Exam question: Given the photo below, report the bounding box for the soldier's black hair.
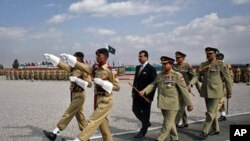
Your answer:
[74,52,84,62]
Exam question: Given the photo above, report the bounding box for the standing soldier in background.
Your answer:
[40,69,45,80]
[216,52,234,121]
[139,56,193,141]
[43,52,92,141]
[19,69,24,80]
[6,69,10,80]
[60,48,120,141]
[30,69,34,81]
[188,47,233,138]
[173,51,200,129]
[132,50,157,138]
[246,64,250,85]
[45,69,50,80]
[34,69,39,80]
[10,69,14,80]
[14,69,19,80]
[235,65,241,83]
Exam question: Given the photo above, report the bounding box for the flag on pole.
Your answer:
[105,43,116,55]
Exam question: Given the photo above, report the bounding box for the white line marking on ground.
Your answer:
[90,112,250,139]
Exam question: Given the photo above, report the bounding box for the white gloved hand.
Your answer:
[69,76,77,82]
[93,78,104,86]
[102,81,113,93]
[69,76,88,89]
[43,53,60,66]
[60,53,76,67]
[94,78,113,93]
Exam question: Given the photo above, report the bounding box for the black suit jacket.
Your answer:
[132,63,157,101]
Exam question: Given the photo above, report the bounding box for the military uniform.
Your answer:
[190,47,233,137]
[72,49,120,141]
[56,61,92,131]
[143,56,192,141]
[235,66,241,83]
[173,51,200,128]
[43,52,92,141]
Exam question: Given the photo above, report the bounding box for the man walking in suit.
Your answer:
[132,50,157,138]
[188,47,233,138]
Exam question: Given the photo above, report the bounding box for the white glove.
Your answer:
[94,78,104,86]
[60,53,76,67]
[69,76,88,89]
[43,53,60,66]
[94,78,113,93]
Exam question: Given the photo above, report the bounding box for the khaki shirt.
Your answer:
[144,70,192,110]
[190,60,233,98]
[58,62,92,91]
[75,62,120,93]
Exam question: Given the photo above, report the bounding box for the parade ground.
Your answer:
[0,76,250,141]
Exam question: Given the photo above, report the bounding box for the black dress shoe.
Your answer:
[43,130,57,141]
[177,124,189,128]
[199,132,208,138]
[208,131,220,135]
[134,132,145,138]
[218,116,227,121]
[148,122,151,127]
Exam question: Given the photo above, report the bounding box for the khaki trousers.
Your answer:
[78,95,113,141]
[175,104,188,125]
[158,110,178,141]
[57,91,86,131]
[203,98,220,134]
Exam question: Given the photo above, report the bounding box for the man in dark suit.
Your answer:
[132,50,157,138]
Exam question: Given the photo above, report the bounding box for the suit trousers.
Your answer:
[132,96,152,135]
[158,110,178,141]
[78,95,113,141]
[57,91,86,131]
[203,98,220,133]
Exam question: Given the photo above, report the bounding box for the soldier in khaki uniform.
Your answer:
[43,52,92,141]
[10,69,14,80]
[188,47,233,138]
[61,48,120,141]
[216,53,234,121]
[246,64,250,85]
[235,65,241,83]
[173,51,200,129]
[139,56,193,141]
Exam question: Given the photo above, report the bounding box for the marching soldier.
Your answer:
[173,51,200,128]
[19,69,24,80]
[216,52,234,121]
[139,56,193,141]
[40,69,45,80]
[43,52,92,141]
[30,69,34,81]
[60,48,120,141]
[188,47,233,138]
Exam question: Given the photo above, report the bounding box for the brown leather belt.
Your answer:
[96,92,111,96]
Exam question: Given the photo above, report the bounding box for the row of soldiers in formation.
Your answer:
[1,63,249,83]
[2,69,70,81]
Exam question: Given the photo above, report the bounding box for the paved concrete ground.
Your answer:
[0,76,250,141]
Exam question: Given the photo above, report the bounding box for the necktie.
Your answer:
[138,65,143,75]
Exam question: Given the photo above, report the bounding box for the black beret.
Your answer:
[96,48,109,57]
[74,52,84,58]
[205,47,219,54]
[175,51,186,57]
[160,56,175,64]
